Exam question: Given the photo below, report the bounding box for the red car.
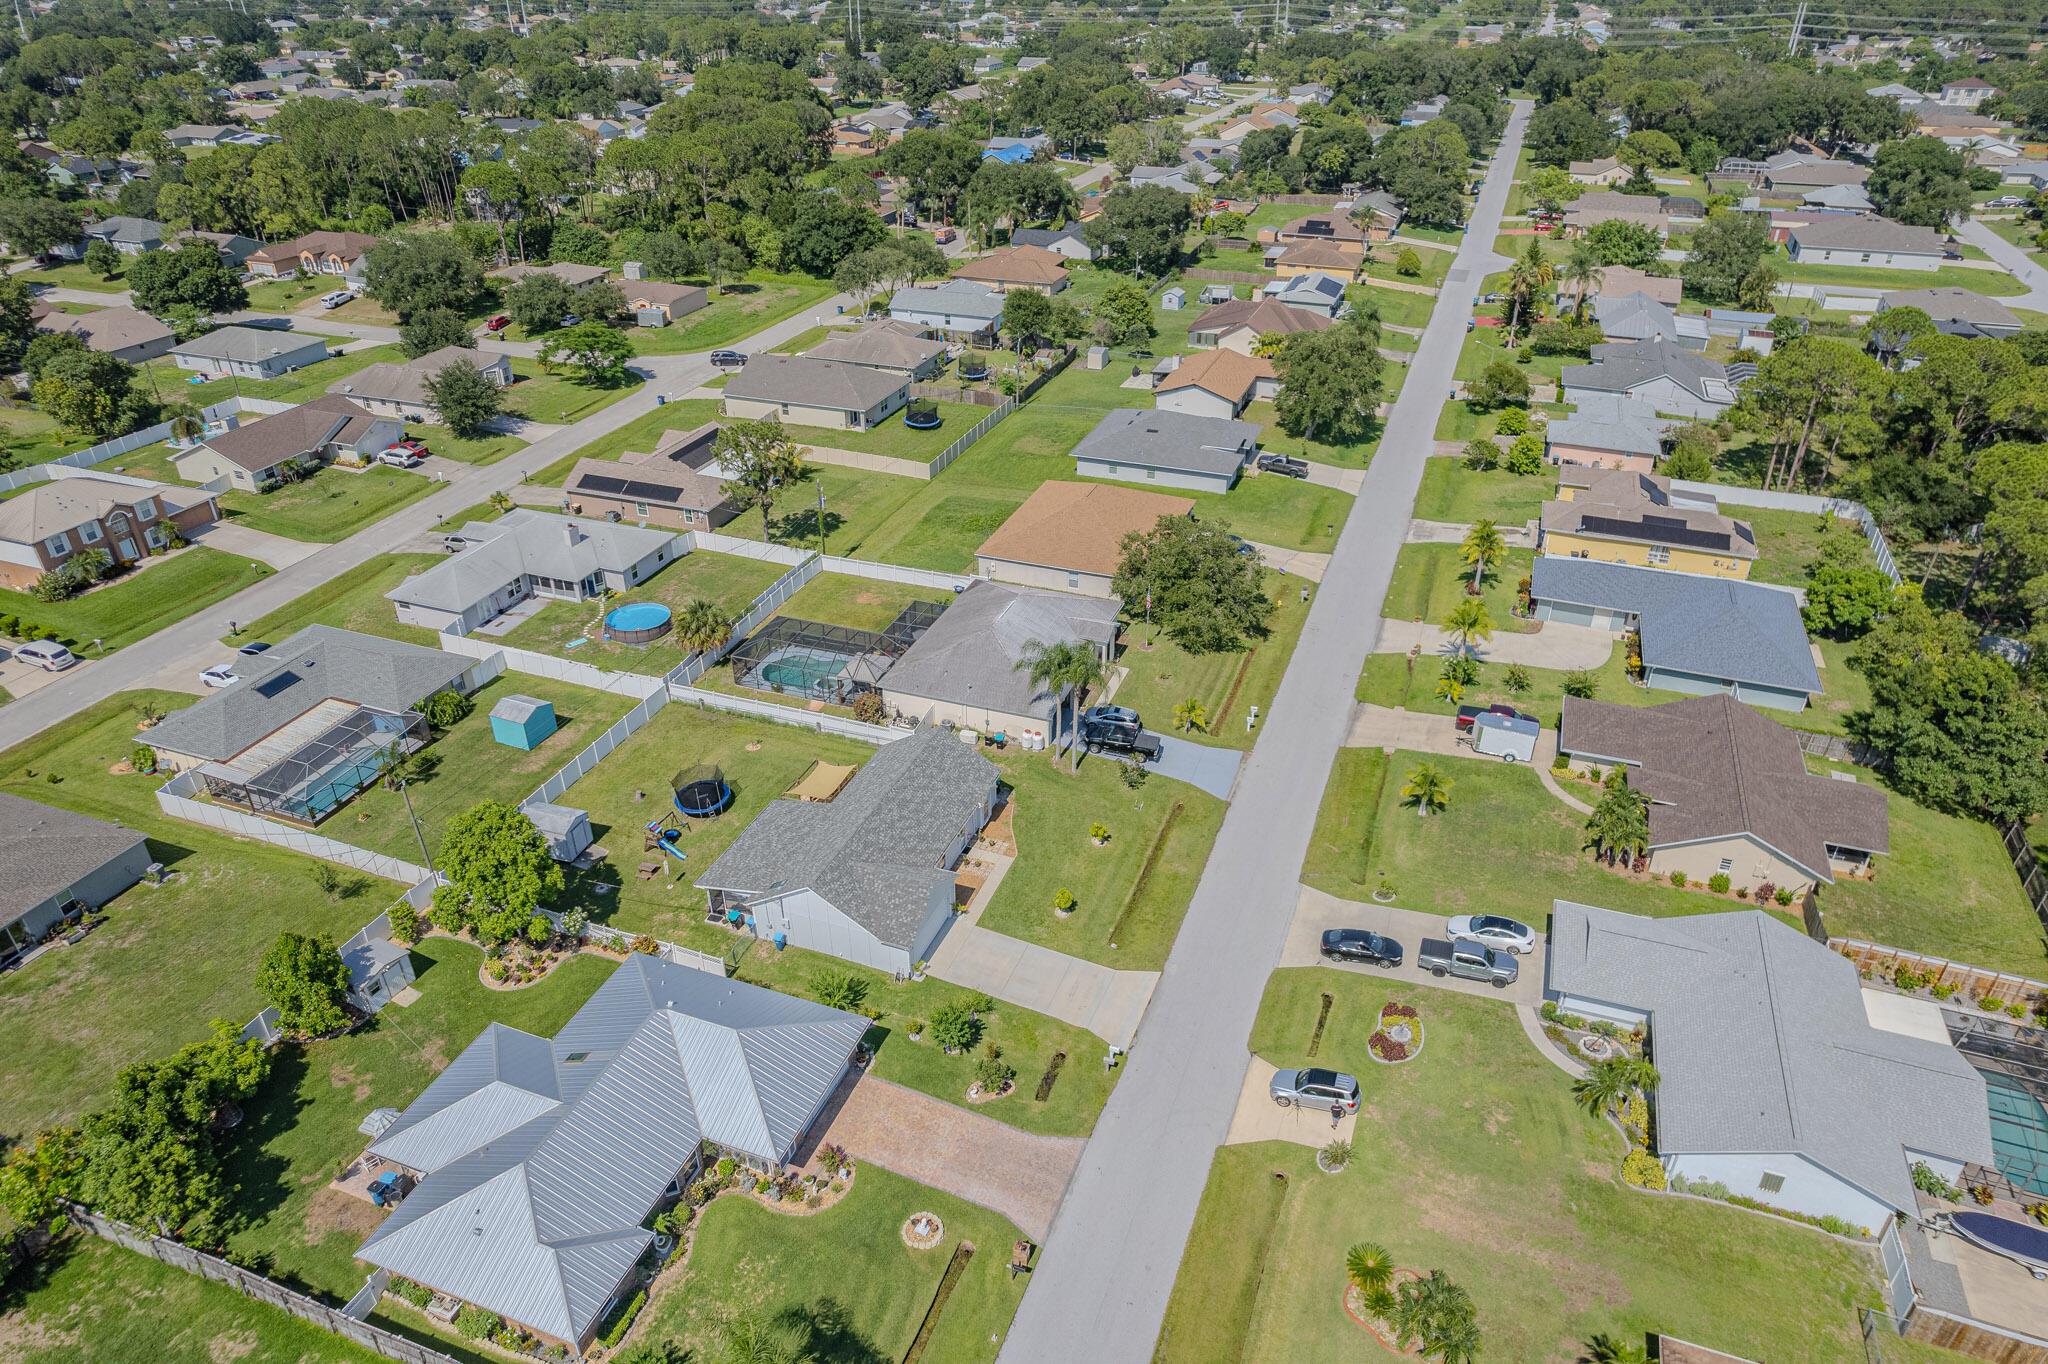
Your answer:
[387,437,429,457]
[485,315,511,332]
[1455,703,1531,733]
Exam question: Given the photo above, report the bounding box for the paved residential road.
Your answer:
[1953,217,2048,313]
[996,102,1531,1363]
[0,294,852,752]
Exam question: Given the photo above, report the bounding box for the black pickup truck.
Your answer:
[1078,706,1163,764]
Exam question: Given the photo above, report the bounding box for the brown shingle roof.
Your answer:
[187,395,381,472]
[977,480,1193,577]
[1192,297,1332,342]
[1541,469,1757,560]
[249,230,379,268]
[1559,694,1889,881]
[1157,348,1275,405]
[953,244,1069,287]
[1274,240,1362,271]
[38,306,173,355]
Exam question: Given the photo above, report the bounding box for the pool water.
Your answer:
[605,602,673,631]
[1983,1070,2048,1196]
[746,646,854,696]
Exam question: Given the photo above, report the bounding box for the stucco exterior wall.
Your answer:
[976,555,1117,598]
[1155,387,1242,421]
[1549,444,1656,475]
[1789,242,1942,270]
[1662,1150,1891,1233]
[1075,455,1239,495]
[880,689,1053,743]
[1540,534,1753,579]
[1638,664,1811,712]
[1647,833,1817,894]
[724,387,908,432]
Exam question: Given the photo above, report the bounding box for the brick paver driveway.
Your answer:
[807,1073,1084,1241]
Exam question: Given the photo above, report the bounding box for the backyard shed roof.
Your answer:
[0,791,148,924]
[360,956,866,1345]
[490,694,550,723]
[1545,899,1991,1217]
[696,726,997,949]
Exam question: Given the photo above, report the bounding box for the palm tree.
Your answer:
[712,1312,815,1364]
[1581,1332,1652,1364]
[1503,239,1554,347]
[674,598,734,657]
[1019,639,1105,771]
[1440,598,1493,655]
[1571,1055,1661,1118]
[1583,781,1650,865]
[1560,244,1604,322]
[1458,520,1506,595]
[1401,761,1452,817]
[1345,1242,1394,1299]
[1386,1270,1481,1362]
[1173,697,1209,733]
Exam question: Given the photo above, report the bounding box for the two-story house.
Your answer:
[0,475,221,589]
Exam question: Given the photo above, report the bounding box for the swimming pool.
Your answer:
[603,601,673,645]
[743,645,853,697]
[1984,1070,2048,1196]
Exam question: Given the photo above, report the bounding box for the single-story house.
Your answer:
[1558,693,1888,889]
[328,346,514,423]
[1544,898,1989,1231]
[620,279,707,325]
[1801,183,1876,212]
[1531,557,1822,709]
[1563,192,1671,237]
[1787,216,1950,270]
[0,474,220,590]
[1259,272,1349,318]
[1540,469,1757,578]
[1760,158,1871,194]
[1594,292,1709,349]
[1399,95,1448,126]
[82,216,165,256]
[562,423,736,531]
[1560,265,1680,311]
[803,320,947,379]
[975,480,1194,597]
[387,509,680,634]
[1130,164,1206,195]
[489,261,611,289]
[1995,159,2048,189]
[981,135,1046,165]
[161,122,265,149]
[171,325,330,380]
[1010,224,1094,261]
[37,306,175,364]
[888,279,1004,341]
[1880,286,2022,338]
[722,355,911,432]
[1071,407,1260,494]
[246,230,380,281]
[170,395,402,491]
[0,793,153,969]
[879,582,1122,745]
[1267,212,1365,248]
[1189,296,1332,352]
[952,244,1069,295]
[1153,347,1278,419]
[1560,338,1741,420]
[146,625,485,822]
[697,725,999,975]
[1568,156,1631,186]
[1270,240,1363,280]
[1350,191,1406,239]
[172,229,264,269]
[1545,399,1667,473]
[358,956,868,1358]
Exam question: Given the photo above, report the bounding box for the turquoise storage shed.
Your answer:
[489,694,558,750]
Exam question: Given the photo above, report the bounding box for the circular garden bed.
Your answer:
[1368,1002,1423,1065]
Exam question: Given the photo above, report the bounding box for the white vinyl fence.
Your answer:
[1670,479,1900,585]
[821,555,974,591]
[436,629,667,700]
[0,395,293,494]
[666,685,901,744]
[524,684,670,807]
[156,768,432,884]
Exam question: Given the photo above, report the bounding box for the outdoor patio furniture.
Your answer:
[637,860,662,880]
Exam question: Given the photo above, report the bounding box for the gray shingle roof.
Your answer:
[0,791,148,925]
[84,216,164,246]
[723,354,910,411]
[360,956,866,1344]
[144,625,471,762]
[385,509,675,615]
[1071,408,1260,478]
[1010,225,1087,251]
[1562,338,1736,405]
[1881,286,2021,330]
[1545,899,1992,1217]
[803,321,947,373]
[696,726,998,950]
[889,279,1006,323]
[1532,557,1820,695]
[1790,215,1950,254]
[1546,408,1666,458]
[39,307,173,355]
[172,325,328,365]
[880,580,1120,723]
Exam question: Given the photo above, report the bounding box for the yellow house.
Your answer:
[1540,468,1757,579]
[1269,239,1363,280]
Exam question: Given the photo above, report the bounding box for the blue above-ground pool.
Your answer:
[603,600,673,645]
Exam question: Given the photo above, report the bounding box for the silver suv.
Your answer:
[1269,1066,1360,1113]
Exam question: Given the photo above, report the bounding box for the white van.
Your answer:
[319,289,354,310]
[14,640,79,671]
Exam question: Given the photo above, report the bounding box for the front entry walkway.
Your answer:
[806,1072,1084,1240]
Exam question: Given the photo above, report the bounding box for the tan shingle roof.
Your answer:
[1274,240,1362,270]
[977,480,1193,576]
[722,355,910,410]
[1157,348,1275,405]
[953,244,1069,287]
[38,307,172,355]
[1541,469,1757,560]
[0,475,204,544]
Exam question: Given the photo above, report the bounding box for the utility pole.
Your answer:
[1787,0,1807,57]
[10,0,26,44]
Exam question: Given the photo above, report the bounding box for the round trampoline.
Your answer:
[672,764,734,818]
[604,601,673,645]
[903,401,942,431]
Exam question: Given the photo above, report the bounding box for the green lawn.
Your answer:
[627,274,839,354]
[334,673,637,865]
[633,1164,1028,1364]
[0,691,401,1135]
[1433,399,1568,441]
[785,399,988,462]
[1381,543,1533,633]
[1360,247,1451,289]
[1243,400,1380,470]
[240,275,404,322]
[1158,976,1917,1364]
[527,398,723,486]
[505,358,643,424]
[771,571,951,632]
[24,262,129,293]
[229,552,442,648]
[1353,283,1440,332]
[409,425,525,466]
[1109,569,1313,751]
[496,549,789,675]
[1742,506,1864,588]
[1413,460,1547,525]
[1769,253,2027,296]
[0,547,270,651]
[0,1234,389,1364]
[977,750,1227,971]
[0,401,73,466]
[1456,325,1575,384]
[145,343,406,410]
[220,466,435,542]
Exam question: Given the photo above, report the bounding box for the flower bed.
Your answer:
[1368,1002,1423,1064]
[1341,1266,1424,1354]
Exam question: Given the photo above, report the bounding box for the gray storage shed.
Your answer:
[525,801,594,862]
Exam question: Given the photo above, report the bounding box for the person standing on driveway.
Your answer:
[1330,1100,1344,1129]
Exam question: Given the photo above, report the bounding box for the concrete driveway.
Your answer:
[1284,885,1544,1008]
[1407,517,1535,547]
[1343,703,1470,755]
[1224,1058,1359,1147]
[1139,732,1241,801]
[1247,540,1332,583]
[928,917,1156,1049]
[804,1073,1084,1241]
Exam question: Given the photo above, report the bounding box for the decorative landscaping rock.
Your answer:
[902,1211,945,1249]
[1576,1034,1618,1062]
[1368,1002,1423,1065]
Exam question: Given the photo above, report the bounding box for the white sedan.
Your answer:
[1447,914,1537,955]
[200,663,240,689]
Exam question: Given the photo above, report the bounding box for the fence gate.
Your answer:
[1878,1217,1915,1323]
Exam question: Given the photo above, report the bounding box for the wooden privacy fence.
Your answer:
[1831,939,2048,1009]
[62,1204,464,1364]
[1184,267,1268,285]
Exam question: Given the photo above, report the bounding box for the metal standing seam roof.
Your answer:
[385,509,677,615]
[696,725,998,950]
[1545,899,1993,1217]
[0,791,148,924]
[1531,557,1820,696]
[722,354,911,411]
[360,957,867,1345]
[1072,408,1261,478]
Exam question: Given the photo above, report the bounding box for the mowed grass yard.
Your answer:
[977,749,1227,971]
[338,674,637,864]
[221,465,435,542]
[496,549,790,675]
[229,551,442,647]
[783,399,989,462]
[1382,542,1534,633]
[1108,569,1314,750]
[1156,975,1916,1364]
[1413,460,1547,526]
[0,547,271,651]
[505,357,643,424]
[0,691,401,1135]
[769,570,950,632]
[143,343,406,410]
[626,273,839,354]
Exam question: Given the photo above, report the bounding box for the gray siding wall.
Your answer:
[1074,456,1237,495]
[1533,600,1632,630]
[7,836,152,939]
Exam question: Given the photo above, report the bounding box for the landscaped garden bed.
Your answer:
[1367,1001,1423,1064]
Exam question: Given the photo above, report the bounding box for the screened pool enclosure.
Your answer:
[724,601,947,704]
[198,705,429,825]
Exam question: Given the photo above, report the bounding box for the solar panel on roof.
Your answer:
[254,670,304,699]
[620,480,683,504]
[578,474,629,495]
[1578,514,1732,553]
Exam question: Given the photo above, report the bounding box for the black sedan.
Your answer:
[1320,928,1403,968]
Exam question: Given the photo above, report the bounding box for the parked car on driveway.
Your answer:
[1454,703,1532,733]
[237,641,271,657]
[14,640,78,671]
[709,349,748,369]
[200,663,239,688]
[1078,705,1161,763]
[1320,928,1403,967]
[1987,195,2031,209]
[1256,453,1310,480]
[1269,1066,1360,1112]
[377,448,424,469]
[1447,913,1537,954]
[1416,937,1518,987]
[485,315,511,332]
